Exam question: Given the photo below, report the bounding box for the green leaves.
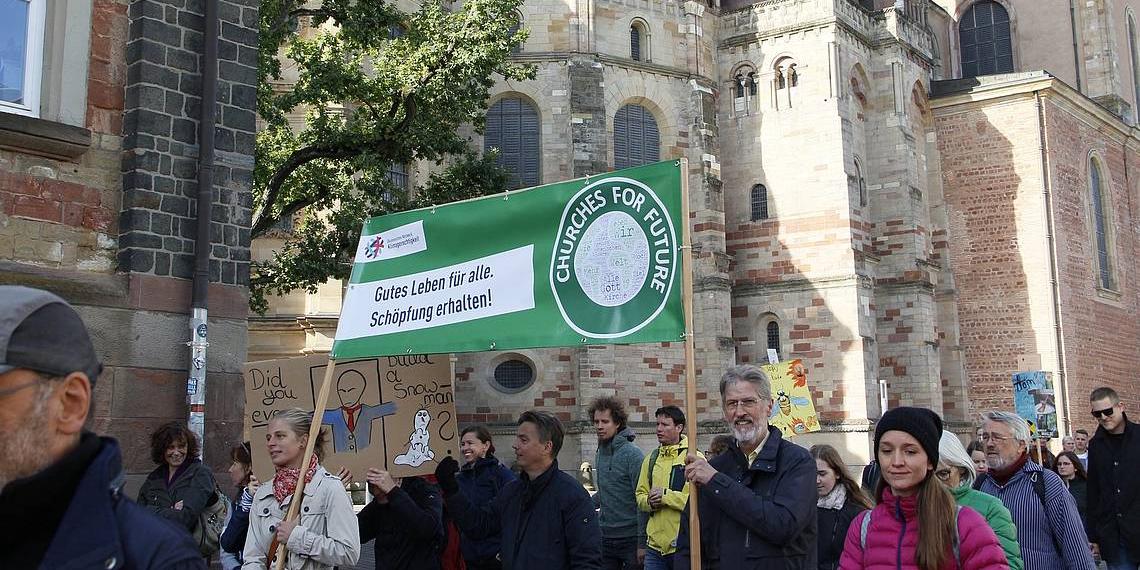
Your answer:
[251,0,532,312]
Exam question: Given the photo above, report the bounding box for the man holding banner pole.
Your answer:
[434,410,602,569]
[674,365,818,570]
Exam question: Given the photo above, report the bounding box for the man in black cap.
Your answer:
[0,286,206,569]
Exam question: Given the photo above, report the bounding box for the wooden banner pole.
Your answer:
[274,358,338,570]
[678,157,702,569]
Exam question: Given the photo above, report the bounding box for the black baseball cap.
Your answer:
[0,286,102,382]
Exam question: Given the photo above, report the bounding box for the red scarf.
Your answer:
[990,451,1029,485]
[273,454,318,504]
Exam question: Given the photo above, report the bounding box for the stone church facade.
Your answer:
[251,0,1140,465]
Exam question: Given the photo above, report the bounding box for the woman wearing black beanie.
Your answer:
[838,407,1009,570]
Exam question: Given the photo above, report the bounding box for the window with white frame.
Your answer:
[0,0,46,117]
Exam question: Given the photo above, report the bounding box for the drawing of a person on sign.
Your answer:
[321,369,396,453]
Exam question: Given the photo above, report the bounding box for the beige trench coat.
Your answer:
[241,465,360,570]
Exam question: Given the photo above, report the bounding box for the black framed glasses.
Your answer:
[934,468,953,481]
[1092,407,1116,419]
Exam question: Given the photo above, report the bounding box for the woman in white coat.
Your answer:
[242,408,360,569]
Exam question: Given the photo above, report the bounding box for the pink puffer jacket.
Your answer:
[838,487,1010,570]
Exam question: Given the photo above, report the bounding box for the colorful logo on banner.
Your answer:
[1012,371,1057,438]
[760,359,820,436]
[331,161,686,358]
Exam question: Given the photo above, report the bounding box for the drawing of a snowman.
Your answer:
[394,409,436,467]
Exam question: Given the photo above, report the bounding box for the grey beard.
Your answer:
[0,387,56,492]
[732,424,760,446]
[986,454,1013,471]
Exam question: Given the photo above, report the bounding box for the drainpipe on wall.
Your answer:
[1035,91,1073,435]
[1070,0,1083,94]
[187,0,219,456]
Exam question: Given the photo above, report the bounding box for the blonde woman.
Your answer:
[242,409,359,569]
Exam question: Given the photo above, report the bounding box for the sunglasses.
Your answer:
[1092,407,1116,419]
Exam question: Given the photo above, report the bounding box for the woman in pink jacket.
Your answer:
[839,407,1009,570]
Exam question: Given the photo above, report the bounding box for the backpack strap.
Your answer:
[859,509,873,551]
[952,505,962,568]
[647,447,661,489]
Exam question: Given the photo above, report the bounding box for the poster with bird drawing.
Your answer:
[760,359,820,436]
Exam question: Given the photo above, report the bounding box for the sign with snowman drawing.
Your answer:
[243,353,457,480]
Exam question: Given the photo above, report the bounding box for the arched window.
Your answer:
[750,183,768,221]
[509,11,523,54]
[734,70,757,98]
[1089,157,1114,290]
[766,321,781,359]
[959,1,1013,78]
[1129,13,1140,119]
[774,57,798,90]
[630,21,650,61]
[854,158,868,207]
[614,104,659,169]
[485,96,540,189]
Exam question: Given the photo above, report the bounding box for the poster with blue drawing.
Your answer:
[1012,371,1057,438]
[244,354,457,480]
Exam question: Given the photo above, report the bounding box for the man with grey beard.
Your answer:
[0,286,204,569]
[673,365,817,570]
[975,410,1094,570]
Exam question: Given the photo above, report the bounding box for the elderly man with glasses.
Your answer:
[1087,386,1140,570]
[673,365,817,570]
[975,410,1094,570]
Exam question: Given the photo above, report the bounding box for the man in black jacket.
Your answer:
[674,365,817,570]
[0,286,205,569]
[436,410,602,569]
[1087,386,1140,570]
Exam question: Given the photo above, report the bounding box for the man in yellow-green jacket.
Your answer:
[636,406,703,570]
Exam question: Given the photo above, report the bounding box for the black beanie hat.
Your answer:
[874,407,943,466]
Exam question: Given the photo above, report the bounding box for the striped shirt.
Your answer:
[978,460,1095,570]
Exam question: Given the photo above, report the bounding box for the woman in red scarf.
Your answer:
[241,408,360,570]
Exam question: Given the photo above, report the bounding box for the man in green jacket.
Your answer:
[591,396,647,569]
[636,406,701,570]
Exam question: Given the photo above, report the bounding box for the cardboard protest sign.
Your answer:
[330,160,685,358]
[243,354,456,480]
[760,359,820,436]
[1012,371,1057,438]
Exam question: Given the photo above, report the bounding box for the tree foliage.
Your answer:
[251,0,531,313]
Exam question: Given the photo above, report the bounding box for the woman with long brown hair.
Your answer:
[839,407,1008,570]
[1052,450,1088,532]
[812,444,872,570]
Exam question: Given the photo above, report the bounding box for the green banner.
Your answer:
[330,160,686,358]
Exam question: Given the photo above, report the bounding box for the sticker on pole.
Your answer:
[550,178,678,338]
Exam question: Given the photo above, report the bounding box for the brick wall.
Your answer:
[1,0,257,487]
[1042,94,1140,435]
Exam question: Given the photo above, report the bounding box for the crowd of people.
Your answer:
[3,285,1140,570]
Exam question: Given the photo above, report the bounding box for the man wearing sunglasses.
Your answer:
[1087,387,1140,570]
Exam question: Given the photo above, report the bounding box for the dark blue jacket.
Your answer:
[455,455,517,562]
[358,476,444,570]
[219,489,250,562]
[675,426,818,570]
[40,436,206,569]
[447,460,602,570]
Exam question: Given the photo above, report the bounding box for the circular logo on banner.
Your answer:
[549,177,678,338]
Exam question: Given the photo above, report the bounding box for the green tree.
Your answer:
[251,0,531,312]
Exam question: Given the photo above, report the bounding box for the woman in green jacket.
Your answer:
[937,431,1025,570]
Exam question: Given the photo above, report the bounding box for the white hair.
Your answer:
[981,410,1031,444]
[939,431,977,488]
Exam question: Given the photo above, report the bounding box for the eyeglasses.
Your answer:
[0,374,54,400]
[1092,407,1116,419]
[724,398,761,411]
[980,432,1013,443]
[934,469,953,481]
